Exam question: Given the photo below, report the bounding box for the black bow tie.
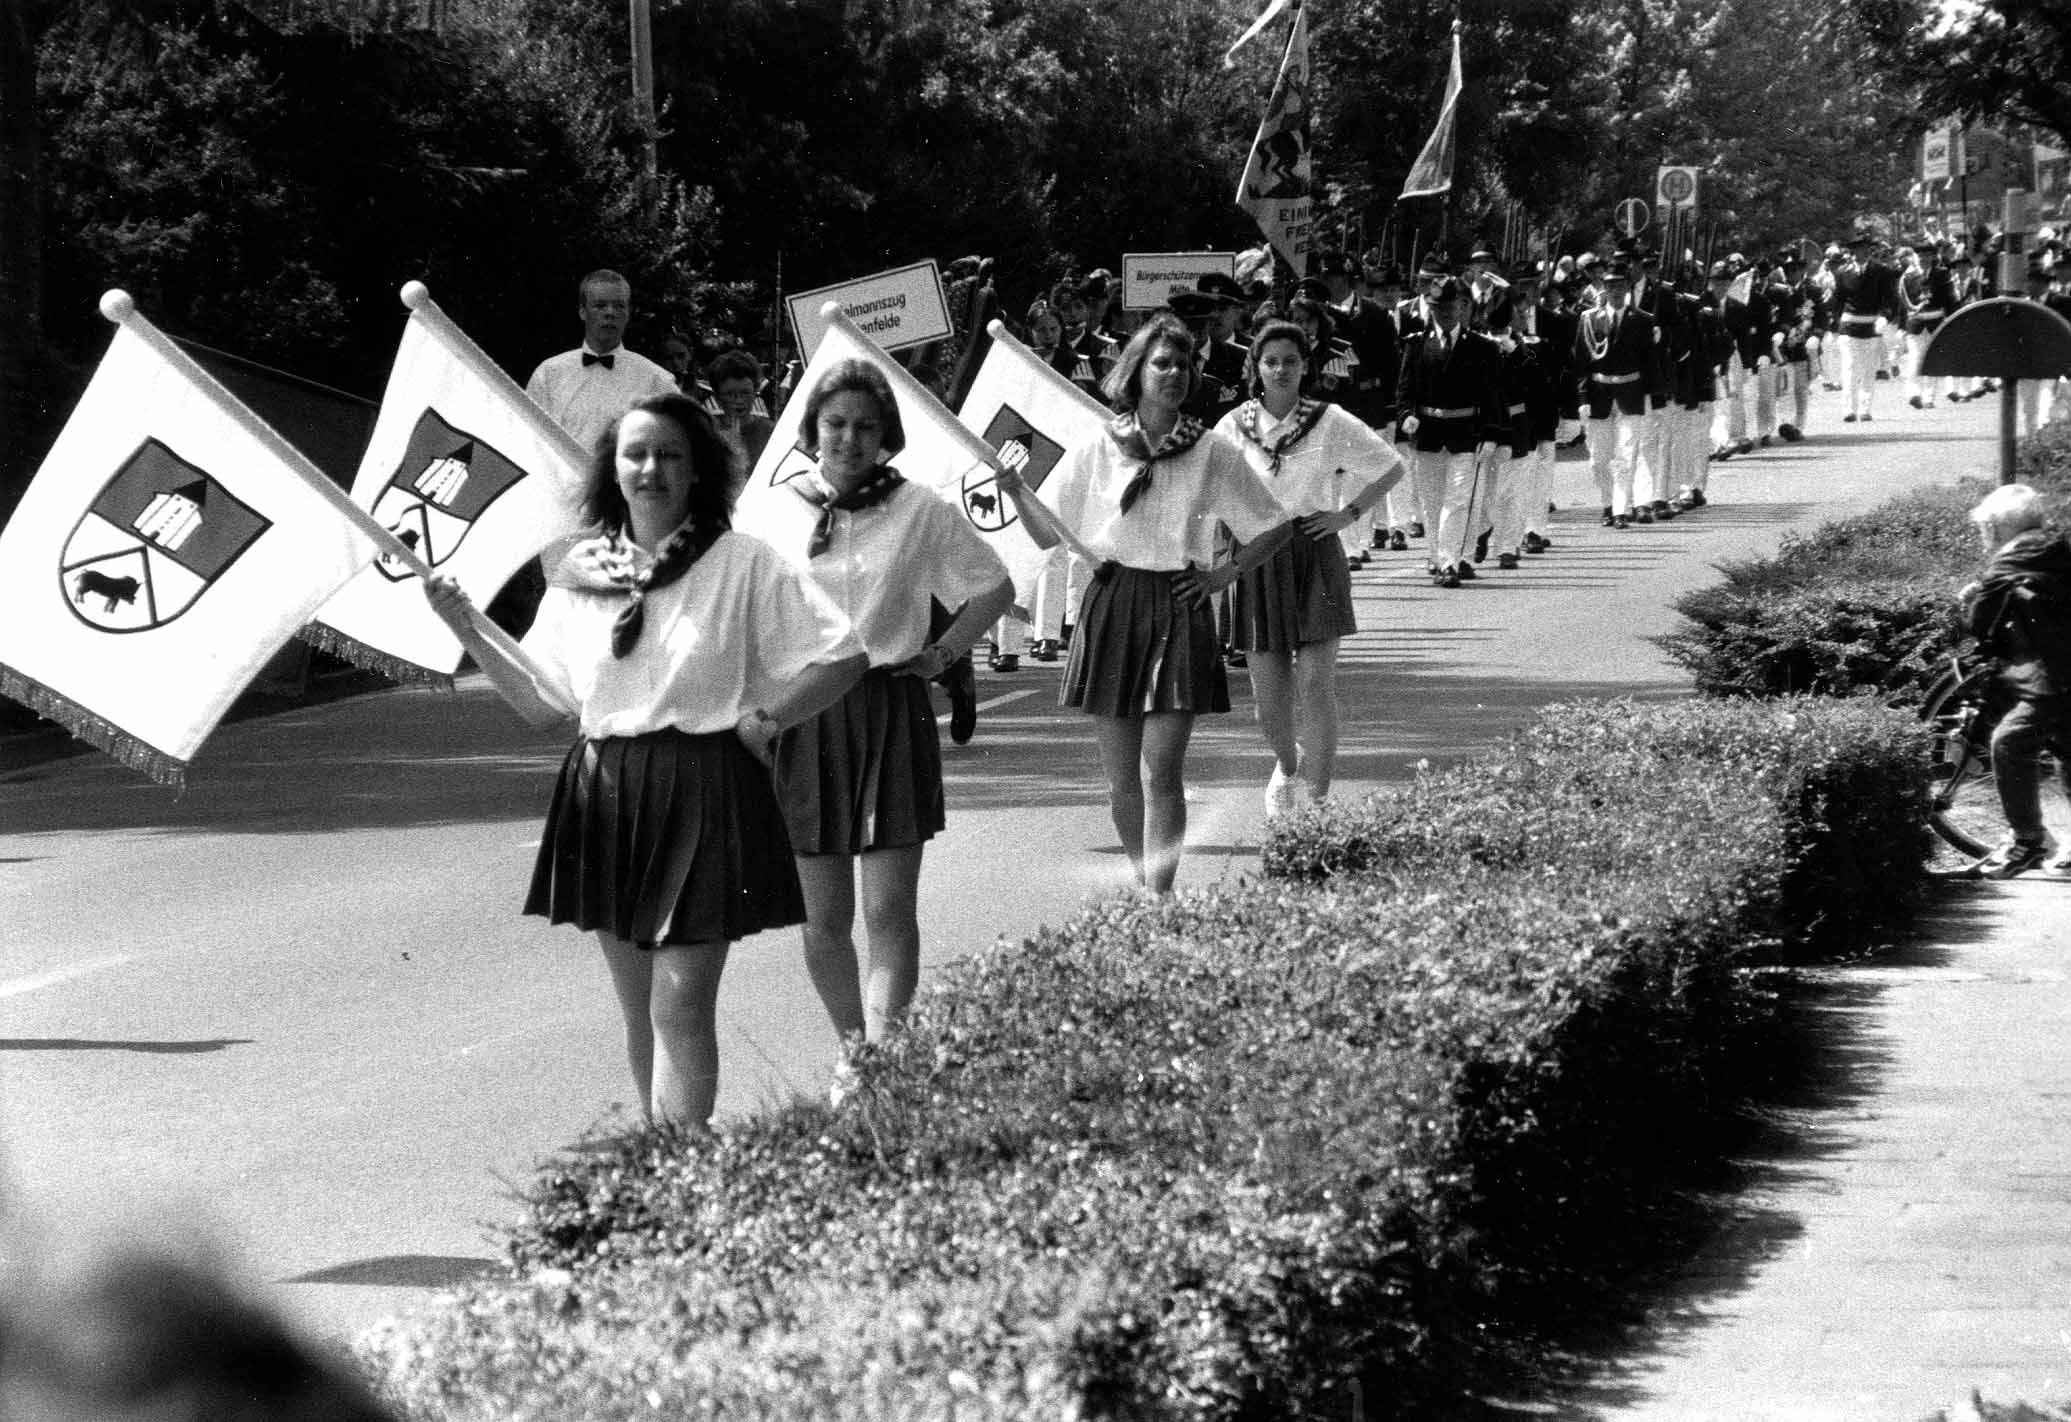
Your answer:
[582,351,616,369]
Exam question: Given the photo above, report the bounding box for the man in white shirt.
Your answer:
[525,269,679,454]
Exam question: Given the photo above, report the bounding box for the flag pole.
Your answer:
[100,290,574,714]
[400,282,590,478]
[975,318,1106,567]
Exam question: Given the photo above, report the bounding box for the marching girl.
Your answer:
[424,393,867,1129]
[734,360,1012,1045]
[1213,320,1404,814]
[996,311,1295,894]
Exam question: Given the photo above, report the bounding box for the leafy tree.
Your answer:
[1852,0,2071,147]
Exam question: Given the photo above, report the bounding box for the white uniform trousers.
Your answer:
[1678,404,1714,494]
[1784,358,1812,432]
[2016,379,2069,439]
[1713,354,1749,449]
[1341,502,1379,558]
[1388,439,1427,531]
[1904,332,1943,406]
[1412,447,1483,570]
[1491,445,1549,555]
[1842,333,1882,418]
[1031,548,1088,642]
[1748,360,1779,439]
[1586,410,1641,516]
[1633,405,1671,507]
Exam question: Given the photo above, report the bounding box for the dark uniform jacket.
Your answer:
[1673,292,1728,408]
[1186,336,1249,424]
[1832,260,1902,337]
[1533,303,1582,422]
[1330,295,1400,428]
[1966,528,2071,700]
[1394,324,1507,453]
[1907,267,1959,334]
[1571,304,1660,418]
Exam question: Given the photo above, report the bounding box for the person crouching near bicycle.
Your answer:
[1960,483,2071,878]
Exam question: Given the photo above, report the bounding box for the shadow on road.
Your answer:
[0,1037,255,1054]
[282,1254,504,1289]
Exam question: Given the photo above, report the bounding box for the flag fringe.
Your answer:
[298,621,455,691]
[0,663,187,788]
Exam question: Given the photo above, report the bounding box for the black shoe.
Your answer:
[1455,561,1477,580]
[1735,439,1754,455]
[1909,395,1923,409]
[1862,413,1873,422]
[1225,646,1247,668]
[1433,567,1461,588]
[1758,434,1772,447]
[1875,369,1889,380]
[1029,638,1058,662]
[1614,514,1633,529]
[1473,530,1491,564]
[1634,506,1655,524]
[1841,413,1857,423]
[1600,507,1616,527]
[1388,528,1408,551]
[1409,521,1427,538]
[1497,552,1520,570]
[1652,499,1677,520]
[1370,528,1390,549]
[1522,532,1548,554]
[1778,423,1802,442]
[946,656,978,745]
[989,654,1019,673]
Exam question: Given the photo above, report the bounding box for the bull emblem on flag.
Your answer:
[962,406,1062,532]
[371,409,527,581]
[58,438,270,633]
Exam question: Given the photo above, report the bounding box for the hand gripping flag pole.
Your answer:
[103,291,576,718]
[975,318,1107,569]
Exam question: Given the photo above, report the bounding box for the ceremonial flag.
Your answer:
[954,321,1112,613]
[1234,2,1312,276]
[0,292,379,785]
[1399,22,1463,200]
[733,304,1095,614]
[307,283,592,683]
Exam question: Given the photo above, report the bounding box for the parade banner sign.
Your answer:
[0,293,378,785]
[1121,252,1240,312]
[307,283,591,682]
[954,321,1112,613]
[1234,2,1312,275]
[786,261,953,363]
[1923,126,1955,183]
[1399,20,1462,199]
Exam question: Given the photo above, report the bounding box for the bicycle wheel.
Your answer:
[1921,663,2071,858]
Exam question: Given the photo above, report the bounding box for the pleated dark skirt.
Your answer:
[772,668,945,856]
[1060,564,1230,718]
[1232,526,1358,652]
[524,729,804,947]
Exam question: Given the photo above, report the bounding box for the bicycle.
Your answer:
[1919,652,2071,858]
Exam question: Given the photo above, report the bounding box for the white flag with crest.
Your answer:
[0,293,378,785]
[307,284,591,683]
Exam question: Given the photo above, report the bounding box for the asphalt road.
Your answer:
[0,388,2003,1350]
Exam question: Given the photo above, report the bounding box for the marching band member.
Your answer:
[1905,243,1958,410]
[1833,233,1902,422]
[1214,319,1404,811]
[1672,280,1732,509]
[1573,259,1661,530]
[1483,293,1551,567]
[734,360,1012,1046]
[1776,250,1825,440]
[426,394,867,1128]
[1395,274,1508,584]
[994,311,1294,893]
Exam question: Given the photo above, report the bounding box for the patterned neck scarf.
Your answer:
[1231,399,1327,475]
[792,464,905,558]
[565,516,725,659]
[1109,412,1206,514]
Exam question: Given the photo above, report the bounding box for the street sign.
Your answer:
[1923,126,1954,183]
[1616,197,1651,237]
[1656,165,1698,210]
[786,260,953,362]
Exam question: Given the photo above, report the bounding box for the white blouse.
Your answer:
[1214,402,1403,517]
[520,531,862,738]
[1048,424,1286,570]
[732,479,1009,667]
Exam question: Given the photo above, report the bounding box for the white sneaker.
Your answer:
[1264,765,1307,818]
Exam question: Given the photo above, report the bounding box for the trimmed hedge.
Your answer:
[365,697,1930,1422]
[1660,422,2071,702]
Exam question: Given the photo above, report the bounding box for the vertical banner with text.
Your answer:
[1234,2,1311,276]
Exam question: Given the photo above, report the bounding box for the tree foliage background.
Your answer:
[0,0,2001,516]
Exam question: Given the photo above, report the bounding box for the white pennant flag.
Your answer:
[954,321,1112,612]
[307,283,591,682]
[1234,3,1313,276]
[733,304,1021,573]
[0,292,379,785]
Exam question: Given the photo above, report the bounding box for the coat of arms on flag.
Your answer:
[59,439,271,632]
[368,410,528,581]
[961,406,1064,532]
